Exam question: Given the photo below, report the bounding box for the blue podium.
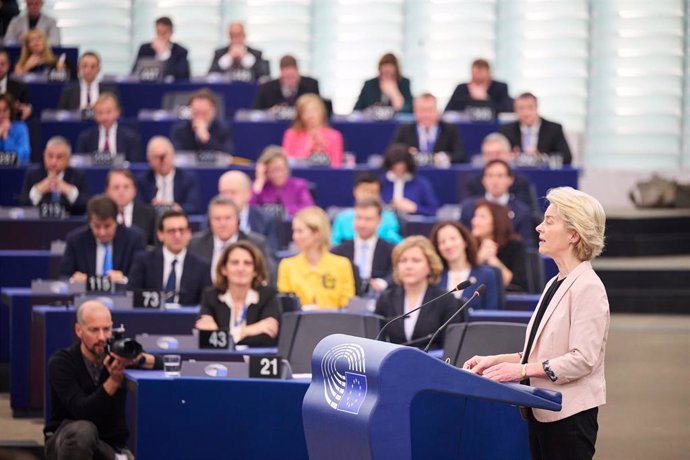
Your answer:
[303,334,562,460]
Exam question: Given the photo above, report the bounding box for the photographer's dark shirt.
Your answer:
[82,356,103,386]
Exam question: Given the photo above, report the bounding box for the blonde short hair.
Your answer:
[546,187,606,261]
[257,145,288,167]
[294,206,331,250]
[391,236,444,285]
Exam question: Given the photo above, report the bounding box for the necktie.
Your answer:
[358,242,370,279]
[103,128,110,153]
[102,244,112,274]
[425,128,434,153]
[522,129,532,152]
[118,210,126,226]
[86,83,92,107]
[165,259,177,302]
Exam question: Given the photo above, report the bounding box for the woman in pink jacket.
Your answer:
[464,186,609,460]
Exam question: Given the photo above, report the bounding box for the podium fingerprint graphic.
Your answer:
[321,343,367,415]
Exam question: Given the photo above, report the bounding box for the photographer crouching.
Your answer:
[44,300,162,460]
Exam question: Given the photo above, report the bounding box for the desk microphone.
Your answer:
[375,280,473,342]
[422,284,486,353]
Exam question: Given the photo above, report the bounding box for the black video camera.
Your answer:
[106,325,143,360]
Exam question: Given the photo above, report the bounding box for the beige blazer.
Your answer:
[522,260,610,422]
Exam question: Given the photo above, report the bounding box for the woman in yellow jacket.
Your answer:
[278,206,355,309]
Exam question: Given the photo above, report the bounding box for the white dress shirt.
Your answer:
[354,235,378,280]
[0,76,7,94]
[163,246,186,302]
[238,206,250,234]
[520,120,541,152]
[79,79,99,109]
[98,122,118,154]
[155,170,176,204]
[117,202,134,227]
[386,171,412,202]
[29,171,79,205]
[484,192,510,206]
[219,288,259,344]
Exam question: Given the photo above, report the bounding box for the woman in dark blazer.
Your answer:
[375,236,458,348]
[429,221,504,310]
[353,53,413,113]
[195,240,280,347]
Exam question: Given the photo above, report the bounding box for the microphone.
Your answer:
[375,280,473,342]
[422,284,486,353]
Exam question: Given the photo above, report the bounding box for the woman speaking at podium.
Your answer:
[464,187,609,460]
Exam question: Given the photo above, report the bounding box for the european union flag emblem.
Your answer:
[336,372,367,415]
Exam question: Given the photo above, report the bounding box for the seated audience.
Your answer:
[375,236,456,348]
[136,136,203,214]
[132,16,190,81]
[195,240,280,347]
[250,145,314,217]
[392,92,465,164]
[380,143,439,216]
[253,54,319,110]
[219,170,279,251]
[170,88,233,154]
[128,210,211,305]
[20,136,90,215]
[282,93,343,167]
[58,51,118,111]
[4,0,60,45]
[471,200,528,292]
[13,29,66,77]
[0,93,29,163]
[354,53,412,113]
[0,49,31,119]
[500,92,572,164]
[277,206,355,309]
[60,195,146,282]
[45,301,160,460]
[208,21,269,82]
[331,171,402,245]
[445,58,512,114]
[188,195,276,282]
[76,92,141,162]
[332,198,395,296]
[429,221,503,311]
[460,159,535,247]
[104,169,157,247]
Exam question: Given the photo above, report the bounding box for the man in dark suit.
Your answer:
[58,52,118,111]
[253,54,319,110]
[208,21,269,82]
[20,136,90,215]
[500,92,572,165]
[105,169,158,247]
[331,198,395,296]
[136,136,203,214]
[460,160,536,247]
[132,16,190,81]
[0,49,31,119]
[76,93,141,162]
[391,92,466,164]
[128,210,211,305]
[59,195,146,282]
[218,170,279,252]
[445,58,513,114]
[188,195,276,283]
[170,88,233,154]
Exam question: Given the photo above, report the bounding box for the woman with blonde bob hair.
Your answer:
[195,240,281,347]
[464,187,609,460]
[277,206,355,309]
[375,236,458,348]
[281,93,344,166]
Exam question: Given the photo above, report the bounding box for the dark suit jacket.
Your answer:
[76,124,142,162]
[135,168,202,215]
[466,171,538,218]
[247,206,279,252]
[188,230,277,283]
[331,238,394,296]
[438,265,504,311]
[133,42,190,80]
[131,202,158,247]
[170,118,234,154]
[57,82,119,111]
[6,77,30,105]
[391,121,466,163]
[127,248,211,305]
[374,284,459,348]
[500,118,572,165]
[252,76,320,109]
[59,225,146,278]
[353,77,413,113]
[19,166,91,215]
[460,196,536,247]
[445,80,513,114]
[208,46,269,81]
[198,285,281,347]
